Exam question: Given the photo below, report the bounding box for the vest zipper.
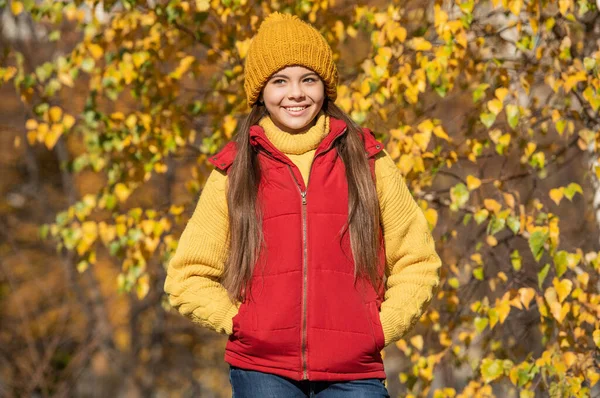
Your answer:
[283,128,347,381]
[286,164,309,380]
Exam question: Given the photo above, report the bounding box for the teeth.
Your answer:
[286,106,307,112]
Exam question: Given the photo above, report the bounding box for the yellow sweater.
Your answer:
[164,113,442,347]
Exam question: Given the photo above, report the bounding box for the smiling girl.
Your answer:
[164,12,442,398]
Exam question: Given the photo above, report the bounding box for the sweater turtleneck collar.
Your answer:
[258,110,330,155]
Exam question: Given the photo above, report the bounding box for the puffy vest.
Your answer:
[208,117,387,381]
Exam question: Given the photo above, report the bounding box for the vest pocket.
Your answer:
[368,301,385,352]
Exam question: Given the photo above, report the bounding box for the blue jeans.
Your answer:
[229,366,390,398]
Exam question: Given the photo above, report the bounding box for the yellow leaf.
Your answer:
[77,221,98,255]
[11,1,24,15]
[398,154,414,175]
[487,99,503,115]
[496,299,511,324]
[495,87,509,102]
[346,25,358,38]
[562,352,577,368]
[58,72,74,87]
[114,183,131,203]
[484,199,502,214]
[235,38,252,60]
[413,133,430,152]
[410,37,432,51]
[424,208,438,230]
[195,0,210,11]
[125,114,137,130]
[553,278,573,303]
[549,187,564,205]
[136,273,150,299]
[98,222,116,244]
[417,119,434,135]
[433,125,452,142]
[44,124,63,149]
[487,235,498,246]
[391,26,407,43]
[27,131,37,145]
[466,175,481,191]
[544,287,570,323]
[508,0,522,15]
[503,193,515,209]
[88,43,104,60]
[519,287,535,310]
[222,115,238,139]
[470,253,483,266]
[62,114,76,130]
[25,119,38,130]
[524,142,536,157]
[587,369,599,387]
[559,0,571,15]
[49,106,63,123]
[410,335,423,351]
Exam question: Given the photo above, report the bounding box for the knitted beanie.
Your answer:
[243,12,338,107]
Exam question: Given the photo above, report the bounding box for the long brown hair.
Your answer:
[222,99,382,303]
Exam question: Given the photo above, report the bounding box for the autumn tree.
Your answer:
[1,0,599,396]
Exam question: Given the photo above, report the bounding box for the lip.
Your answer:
[282,104,310,116]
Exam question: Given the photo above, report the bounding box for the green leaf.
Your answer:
[555,119,566,135]
[473,83,489,103]
[463,213,472,225]
[481,358,504,383]
[529,230,548,261]
[584,57,596,71]
[506,215,520,234]
[488,308,499,329]
[511,250,522,271]
[554,250,568,278]
[538,263,550,289]
[474,316,489,333]
[39,224,49,240]
[474,209,489,225]
[48,30,61,42]
[81,57,95,73]
[480,111,496,128]
[564,182,582,200]
[506,104,519,129]
[487,215,506,235]
[473,266,484,280]
[450,183,470,211]
[448,277,460,289]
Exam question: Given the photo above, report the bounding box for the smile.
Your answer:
[283,105,310,115]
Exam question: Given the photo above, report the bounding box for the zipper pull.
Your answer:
[301,191,307,205]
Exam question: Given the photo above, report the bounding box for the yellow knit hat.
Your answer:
[244,12,338,107]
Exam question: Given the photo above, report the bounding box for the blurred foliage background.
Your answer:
[1,0,600,396]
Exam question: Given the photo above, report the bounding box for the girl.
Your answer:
[164,12,442,398]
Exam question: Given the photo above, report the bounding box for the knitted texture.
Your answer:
[164,122,442,346]
[259,111,329,185]
[244,12,338,107]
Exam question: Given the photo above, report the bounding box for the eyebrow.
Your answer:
[269,72,319,80]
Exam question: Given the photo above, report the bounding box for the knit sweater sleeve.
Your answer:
[163,168,239,335]
[374,149,442,347]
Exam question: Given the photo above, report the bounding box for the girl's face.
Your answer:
[259,65,325,134]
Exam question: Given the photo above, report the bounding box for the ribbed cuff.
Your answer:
[221,301,241,335]
[379,306,407,347]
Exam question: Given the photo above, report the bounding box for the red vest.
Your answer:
[209,117,387,381]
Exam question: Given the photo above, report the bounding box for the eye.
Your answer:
[304,77,317,83]
[272,78,285,84]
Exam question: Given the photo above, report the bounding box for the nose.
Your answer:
[287,81,305,101]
